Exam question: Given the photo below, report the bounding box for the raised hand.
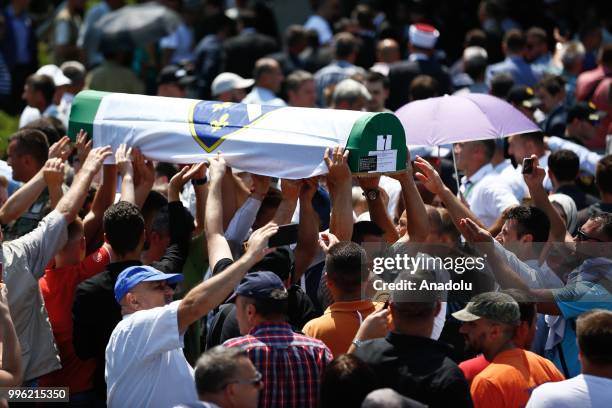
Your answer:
[132,148,154,188]
[280,178,302,202]
[522,154,546,189]
[74,130,92,167]
[324,146,351,189]
[48,135,72,161]
[208,154,227,182]
[42,158,65,188]
[458,217,494,243]
[318,231,340,254]
[245,223,279,262]
[115,144,133,176]
[299,177,318,202]
[353,308,392,341]
[81,146,113,175]
[413,156,445,196]
[170,162,208,190]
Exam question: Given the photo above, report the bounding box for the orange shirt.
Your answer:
[470,348,565,408]
[302,300,382,355]
[38,246,110,393]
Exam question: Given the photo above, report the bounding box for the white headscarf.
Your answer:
[549,193,578,234]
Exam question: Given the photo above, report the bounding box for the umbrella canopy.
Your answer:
[395,93,541,146]
[93,2,181,51]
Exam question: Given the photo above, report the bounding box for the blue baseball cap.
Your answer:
[228,271,288,303]
[114,265,184,303]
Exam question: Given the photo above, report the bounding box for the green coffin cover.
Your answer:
[67,90,108,141]
[346,112,407,175]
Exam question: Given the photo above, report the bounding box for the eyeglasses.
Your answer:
[227,371,263,388]
[574,229,604,242]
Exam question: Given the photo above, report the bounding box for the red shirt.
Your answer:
[38,246,110,393]
[459,354,490,384]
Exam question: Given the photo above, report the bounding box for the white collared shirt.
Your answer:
[460,163,519,227]
[494,159,527,201]
[242,86,287,107]
[106,301,198,408]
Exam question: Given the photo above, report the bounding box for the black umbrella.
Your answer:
[93,2,181,51]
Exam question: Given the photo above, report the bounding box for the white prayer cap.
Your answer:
[408,24,440,49]
[36,64,71,87]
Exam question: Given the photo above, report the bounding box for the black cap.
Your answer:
[566,102,607,124]
[507,85,542,110]
[227,271,289,303]
[157,65,196,87]
[251,246,294,282]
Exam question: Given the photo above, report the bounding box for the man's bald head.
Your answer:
[377,39,400,63]
[253,58,284,93]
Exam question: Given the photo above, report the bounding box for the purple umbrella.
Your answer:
[395,93,540,146]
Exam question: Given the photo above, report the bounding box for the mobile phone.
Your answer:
[383,300,390,309]
[268,223,299,247]
[522,158,534,174]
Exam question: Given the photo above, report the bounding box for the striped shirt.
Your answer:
[223,322,333,408]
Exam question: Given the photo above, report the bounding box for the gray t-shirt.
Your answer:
[1,210,67,381]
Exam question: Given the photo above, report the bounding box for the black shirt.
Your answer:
[556,184,599,211]
[354,332,473,408]
[72,201,191,399]
[206,258,319,349]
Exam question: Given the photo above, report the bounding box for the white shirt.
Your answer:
[242,86,287,107]
[494,159,527,201]
[378,176,402,218]
[19,104,62,128]
[493,240,564,289]
[105,301,198,408]
[526,374,612,408]
[547,136,602,176]
[460,163,519,227]
[304,14,333,45]
[19,105,41,128]
[160,23,194,64]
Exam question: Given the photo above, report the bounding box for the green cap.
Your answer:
[452,292,520,326]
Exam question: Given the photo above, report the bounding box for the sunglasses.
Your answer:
[227,371,263,388]
[574,229,604,242]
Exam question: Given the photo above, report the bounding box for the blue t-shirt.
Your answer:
[547,282,612,377]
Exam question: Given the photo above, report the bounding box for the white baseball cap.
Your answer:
[211,72,255,96]
[36,64,72,87]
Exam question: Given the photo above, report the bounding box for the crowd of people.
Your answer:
[1,0,612,407]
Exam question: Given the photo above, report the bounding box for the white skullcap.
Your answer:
[409,24,440,49]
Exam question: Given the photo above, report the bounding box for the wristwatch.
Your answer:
[191,177,208,186]
[363,188,379,201]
